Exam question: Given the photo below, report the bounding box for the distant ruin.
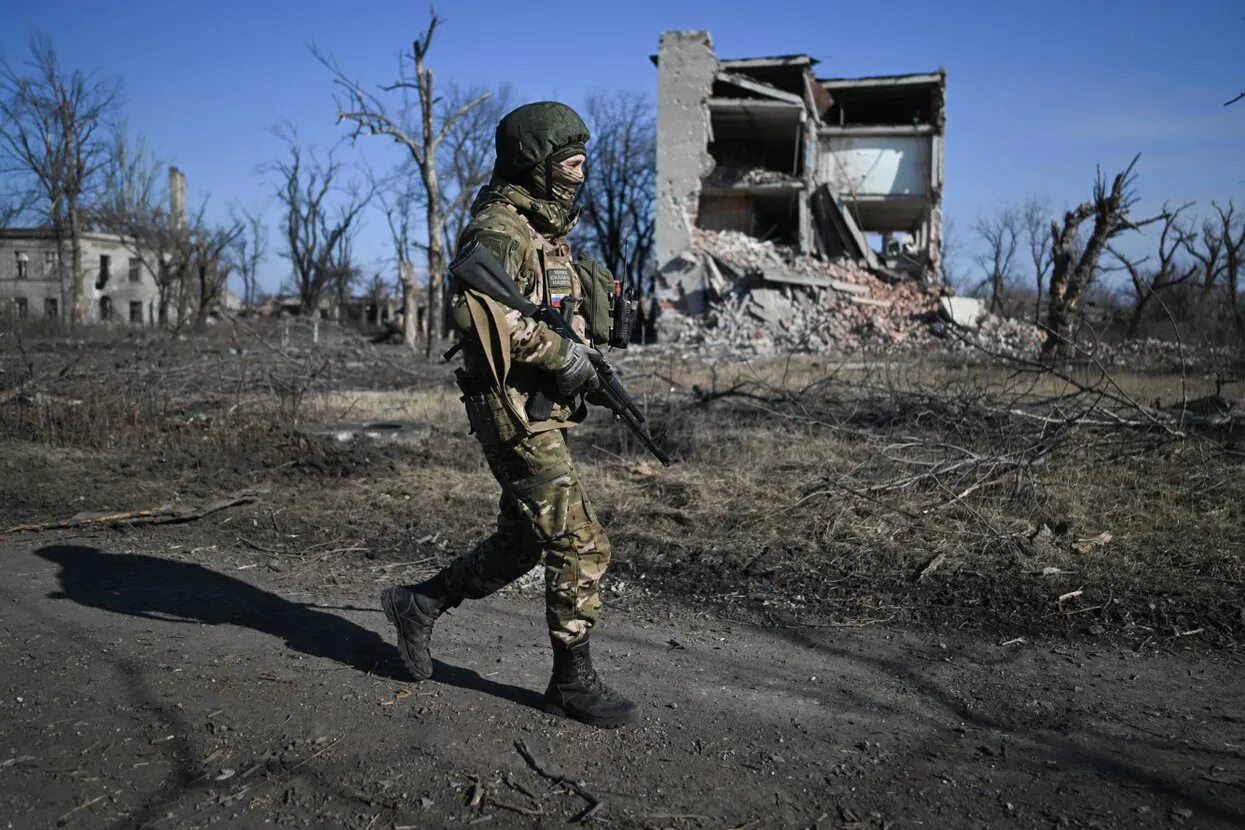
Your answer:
[653,30,946,316]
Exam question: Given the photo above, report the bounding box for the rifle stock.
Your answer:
[450,239,673,466]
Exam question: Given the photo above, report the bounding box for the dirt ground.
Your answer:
[2,531,1242,830]
[1,322,1243,829]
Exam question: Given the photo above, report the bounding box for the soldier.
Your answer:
[380,102,639,729]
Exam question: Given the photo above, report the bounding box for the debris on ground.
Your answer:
[3,489,263,534]
[656,229,1045,358]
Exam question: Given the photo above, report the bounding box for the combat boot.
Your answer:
[380,573,460,681]
[544,637,640,728]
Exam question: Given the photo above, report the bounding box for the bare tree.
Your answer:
[93,131,184,325]
[1185,212,1228,310]
[1041,155,1164,362]
[229,206,268,308]
[316,8,489,356]
[265,125,370,315]
[1020,198,1053,322]
[325,223,362,312]
[364,271,390,322]
[972,204,1021,316]
[576,90,657,297]
[187,212,243,327]
[0,190,32,229]
[1207,200,1245,338]
[438,82,512,251]
[1107,203,1198,338]
[96,201,178,325]
[374,162,423,344]
[96,122,163,224]
[0,33,120,326]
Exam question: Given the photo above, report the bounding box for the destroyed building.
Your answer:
[640,30,1027,357]
[653,30,945,307]
[0,167,197,326]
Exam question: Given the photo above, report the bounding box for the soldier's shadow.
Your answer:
[34,544,542,710]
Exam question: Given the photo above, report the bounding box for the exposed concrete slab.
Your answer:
[715,71,805,105]
[758,265,869,294]
[940,296,986,329]
[746,286,789,326]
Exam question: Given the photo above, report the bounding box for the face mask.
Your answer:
[526,156,585,209]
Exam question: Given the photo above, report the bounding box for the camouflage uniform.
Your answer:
[442,121,608,648]
[381,102,639,728]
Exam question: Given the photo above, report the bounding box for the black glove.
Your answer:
[554,341,601,398]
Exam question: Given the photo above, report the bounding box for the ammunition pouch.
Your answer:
[455,368,524,446]
[574,254,637,349]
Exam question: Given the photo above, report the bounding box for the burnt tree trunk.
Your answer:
[1041,156,1160,363]
[321,10,489,359]
[1042,204,1093,361]
[418,81,446,358]
[399,260,419,347]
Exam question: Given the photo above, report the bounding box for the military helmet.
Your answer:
[494,101,589,182]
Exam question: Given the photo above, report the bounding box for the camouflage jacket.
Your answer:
[450,178,590,435]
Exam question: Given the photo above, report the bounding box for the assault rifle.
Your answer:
[449,238,673,466]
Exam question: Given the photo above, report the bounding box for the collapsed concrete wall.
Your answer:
[648,31,979,355]
[657,228,1043,358]
[653,31,947,312]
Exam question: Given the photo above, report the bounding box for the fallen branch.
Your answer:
[917,553,947,582]
[514,740,603,823]
[3,489,264,534]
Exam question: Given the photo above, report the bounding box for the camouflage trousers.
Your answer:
[441,422,611,647]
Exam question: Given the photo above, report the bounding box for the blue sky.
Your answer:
[3,0,1243,293]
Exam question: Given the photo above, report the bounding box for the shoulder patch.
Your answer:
[466,230,522,277]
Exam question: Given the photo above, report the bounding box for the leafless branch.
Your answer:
[972,204,1022,316]
[314,7,490,355]
[0,32,121,326]
[263,123,372,315]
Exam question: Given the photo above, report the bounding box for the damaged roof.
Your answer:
[818,70,945,88]
[719,53,818,68]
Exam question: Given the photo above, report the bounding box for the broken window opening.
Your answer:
[129,301,143,324]
[96,254,112,290]
[706,109,804,183]
[44,297,58,319]
[99,295,113,322]
[14,297,28,319]
[698,190,801,246]
[718,58,812,98]
[821,78,942,128]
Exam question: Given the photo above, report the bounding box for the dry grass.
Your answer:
[2,325,1242,645]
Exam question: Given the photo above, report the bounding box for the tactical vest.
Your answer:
[454,202,590,437]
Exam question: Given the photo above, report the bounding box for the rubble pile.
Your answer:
[661,229,1045,358]
[1090,338,1244,373]
[943,312,1046,358]
[705,167,800,187]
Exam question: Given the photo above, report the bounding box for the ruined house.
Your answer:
[653,30,946,314]
[0,167,198,326]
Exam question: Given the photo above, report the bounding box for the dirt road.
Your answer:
[1,533,1242,830]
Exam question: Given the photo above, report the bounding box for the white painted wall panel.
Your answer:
[818,135,931,197]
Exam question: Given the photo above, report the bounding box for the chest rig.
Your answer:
[535,234,587,340]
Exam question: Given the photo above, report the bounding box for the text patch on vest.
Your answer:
[547,266,574,308]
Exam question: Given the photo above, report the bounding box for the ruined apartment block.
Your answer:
[654,30,945,312]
